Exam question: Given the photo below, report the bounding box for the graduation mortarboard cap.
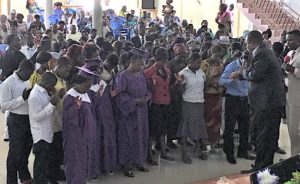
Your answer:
[129,48,149,61]
[83,59,103,72]
[76,66,100,80]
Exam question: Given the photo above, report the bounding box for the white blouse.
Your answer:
[179,66,206,103]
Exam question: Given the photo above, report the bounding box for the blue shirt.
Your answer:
[219,59,249,97]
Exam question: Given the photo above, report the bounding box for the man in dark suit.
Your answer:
[131,23,151,48]
[0,34,26,81]
[230,30,285,173]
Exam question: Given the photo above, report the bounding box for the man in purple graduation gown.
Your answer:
[114,48,151,177]
[86,60,118,174]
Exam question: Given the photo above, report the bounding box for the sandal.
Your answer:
[124,169,135,177]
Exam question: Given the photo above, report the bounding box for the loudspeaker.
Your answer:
[142,0,155,9]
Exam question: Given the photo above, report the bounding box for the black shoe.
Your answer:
[147,159,159,166]
[186,141,194,147]
[226,154,237,164]
[182,155,192,164]
[275,147,286,154]
[3,139,9,142]
[166,141,178,149]
[241,168,258,174]
[56,170,66,181]
[199,152,208,160]
[136,166,149,172]
[247,144,253,151]
[237,153,256,160]
[161,155,175,161]
[155,143,161,151]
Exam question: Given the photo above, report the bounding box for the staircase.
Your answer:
[237,0,300,41]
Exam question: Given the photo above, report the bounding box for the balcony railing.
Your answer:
[238,0,300,31]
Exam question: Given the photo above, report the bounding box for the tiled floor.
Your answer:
[0,112,291,184]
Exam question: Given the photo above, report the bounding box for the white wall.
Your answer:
[289,0,300,15]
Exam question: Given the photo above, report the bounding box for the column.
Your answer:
[45,0,53,28]
[93,0,103,37]
[7,0,10,15]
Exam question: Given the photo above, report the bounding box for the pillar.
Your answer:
[7,0,10,15]
[45,0,53,28]
[93,0,103,37]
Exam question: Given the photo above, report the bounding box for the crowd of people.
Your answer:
[0,1,300,184]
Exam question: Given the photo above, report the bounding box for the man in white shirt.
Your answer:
[66,25,81,42]
[284,30,300,156]
[28,72,59,184]
[0,60,35,184]
[20,34,36,59]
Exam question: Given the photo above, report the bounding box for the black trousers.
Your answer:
[33,140,50,184]
[7,113,32,184]
[253,107,282,169]
[149,104,169,139]
[48,131,64,181]
[223,95,249,156]
[249,107,256,147]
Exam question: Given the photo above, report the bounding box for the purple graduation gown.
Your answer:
[114,70,150,166]
[90,85,117,173]
[62,94,97,184]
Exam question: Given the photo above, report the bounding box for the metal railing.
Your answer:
[242,0,300,31]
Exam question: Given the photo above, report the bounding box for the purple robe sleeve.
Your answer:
[63,95,79,127]
[114,73,137,116]
[63,95,85,128]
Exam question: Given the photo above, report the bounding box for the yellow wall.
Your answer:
[235,9,252,37]
[154,0,220,33]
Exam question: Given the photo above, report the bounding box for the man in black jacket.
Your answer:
[230,30,285,173]
[0,34,26,81]
[131,23,152,48]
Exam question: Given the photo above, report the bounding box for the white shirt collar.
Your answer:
[90,80,107,93]
[67,88,91,103]
[35,84,47,93]
[13,71,21,81]
[295,47,300,54]
[184,66,198,74]
[252,46,259,55]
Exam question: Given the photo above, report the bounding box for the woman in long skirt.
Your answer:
[177,53,208,164]
[203,54,224,152]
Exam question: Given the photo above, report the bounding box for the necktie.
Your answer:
[141,36,145,45]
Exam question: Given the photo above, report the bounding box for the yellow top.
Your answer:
[119,10,125,17]
[29,71,42,88]
[200,59,211,77]
[52,75,66,133]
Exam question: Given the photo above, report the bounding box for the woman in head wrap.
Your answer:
[114,48,151,177]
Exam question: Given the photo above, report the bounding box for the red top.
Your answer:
[144,63,171,105]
